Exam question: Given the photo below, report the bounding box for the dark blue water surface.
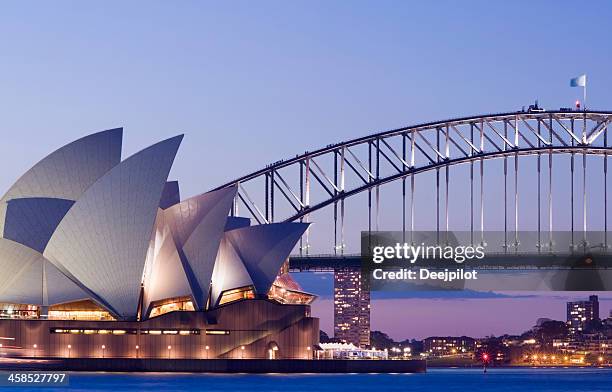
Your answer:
[12,368,612,392]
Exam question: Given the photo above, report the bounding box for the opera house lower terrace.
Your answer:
[0,129,319,360]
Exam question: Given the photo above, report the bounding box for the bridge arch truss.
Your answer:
[214,111,612,254]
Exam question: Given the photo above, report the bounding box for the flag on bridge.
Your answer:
[570,74,586,87]
[570,74,587,109]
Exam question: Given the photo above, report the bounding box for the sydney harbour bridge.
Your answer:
[214,110,612,345]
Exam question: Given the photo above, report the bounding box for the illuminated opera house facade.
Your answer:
[0,129,318,360]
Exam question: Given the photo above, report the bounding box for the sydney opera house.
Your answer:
[0,129,318,360]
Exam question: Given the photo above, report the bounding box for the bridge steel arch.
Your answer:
[214,111,612,254]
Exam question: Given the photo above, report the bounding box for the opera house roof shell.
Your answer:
[0,129,309,320]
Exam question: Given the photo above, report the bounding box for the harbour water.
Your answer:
[13,367,612,392]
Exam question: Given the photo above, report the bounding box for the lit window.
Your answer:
[219,286,255,305]
[206,330,230,335]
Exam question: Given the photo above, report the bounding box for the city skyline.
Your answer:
[300,269,612,340]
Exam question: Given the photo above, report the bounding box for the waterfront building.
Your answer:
[422,336,476,357]
[553,334,611,357]
[317,342,387,360]
[0,129,318,359]
[566,295,600,334]
[333,269,370,347]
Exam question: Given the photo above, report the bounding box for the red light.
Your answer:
[575,100,581,108]
[482,353,489,361]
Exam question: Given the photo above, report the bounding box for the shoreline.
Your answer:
[1,357,609,374]
[0,357,427,374]
[427,364,611,369]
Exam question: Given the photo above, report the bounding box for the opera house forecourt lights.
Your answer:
[0,129,319,360]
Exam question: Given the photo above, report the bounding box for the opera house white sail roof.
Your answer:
[0,129,309,320]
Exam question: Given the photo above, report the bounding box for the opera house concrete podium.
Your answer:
[0,129,318,360]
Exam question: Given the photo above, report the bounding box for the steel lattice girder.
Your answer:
[214,111,612,223]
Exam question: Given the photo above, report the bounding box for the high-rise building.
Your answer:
[334,269,370,347]
[567,295,600,334]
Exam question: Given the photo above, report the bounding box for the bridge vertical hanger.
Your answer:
[605,124,609,249]
[305,158,311,254]
[402,135,407,243]
[375,138,380,232]
[300,164,304,255]
[480,119,484,246]
[368,142,372,248]
[331,148,346,255]
[340,147,345,255]
[334,152,338,255]
[513,116,519,250]
[583,150,587,248]
[514,116,519,250]
[410,131,415,245]
[445,125,450,242]
[537,120,542,252]
[548,115,553,251]
[503,121,508,251]
[470,123,474,246]
[582,112,587,248]
[265,173,269,223]
[436,128,440,244]
[271,170,275,223]
[299,158,310,255]
[571,119,575,248]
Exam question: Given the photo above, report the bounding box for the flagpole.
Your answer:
[584,83,587,110]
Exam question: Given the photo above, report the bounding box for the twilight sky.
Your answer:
[1,1,612,339]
